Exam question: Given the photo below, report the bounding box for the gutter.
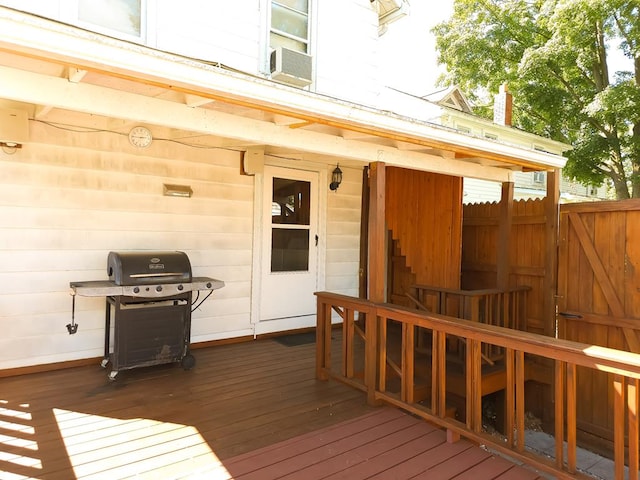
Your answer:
[0,7,566,171]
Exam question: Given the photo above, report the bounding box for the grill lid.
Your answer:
[107,251,192,286]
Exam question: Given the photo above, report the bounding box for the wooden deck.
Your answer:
[1,333,544,479]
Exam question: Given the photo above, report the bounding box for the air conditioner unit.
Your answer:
[270,46,313,88]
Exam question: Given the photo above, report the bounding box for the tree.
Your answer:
[433,0,640,199]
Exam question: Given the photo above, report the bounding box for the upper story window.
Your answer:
[533,171,546,184]
[270,0,309,53]
[77,0,144,40]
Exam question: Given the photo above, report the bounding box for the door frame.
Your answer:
[250,158,328,334]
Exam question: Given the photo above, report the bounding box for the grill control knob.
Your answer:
[206,282,212,289]
[156,285,163,292]
[133,287,140,294]
[177,284,184,291]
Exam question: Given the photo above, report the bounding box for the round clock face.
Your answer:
[128,126,153,148]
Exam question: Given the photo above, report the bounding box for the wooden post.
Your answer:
[315,298,329,380]
[366,162,385,405]
[368,162,386,303]
[544,169,560,337]
[359,166,370,300]
[497,181,514,289]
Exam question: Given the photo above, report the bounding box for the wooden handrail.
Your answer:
[315,291,640,480]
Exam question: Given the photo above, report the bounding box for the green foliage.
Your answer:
[433,0,640,198]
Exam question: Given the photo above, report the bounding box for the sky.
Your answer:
[378,1,454,97]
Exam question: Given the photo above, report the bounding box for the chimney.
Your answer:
[493,83,513,126]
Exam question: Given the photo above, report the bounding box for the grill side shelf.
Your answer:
[70,278,225,298]
[70,280,123,297]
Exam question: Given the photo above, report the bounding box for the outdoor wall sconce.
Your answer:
[163,183,193,197]
[329,164,343,191]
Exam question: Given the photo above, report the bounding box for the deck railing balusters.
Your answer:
[316,291,640,480]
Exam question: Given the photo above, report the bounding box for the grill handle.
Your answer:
[67,293,79,334]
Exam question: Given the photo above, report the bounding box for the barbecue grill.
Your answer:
[69,251,224,380]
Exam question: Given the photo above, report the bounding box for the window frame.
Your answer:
[269,0,310,54]
[65,0,148,44]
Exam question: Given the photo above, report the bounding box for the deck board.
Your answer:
[0,335,543,479]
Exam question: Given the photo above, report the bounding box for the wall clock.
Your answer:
[128,126,153,148]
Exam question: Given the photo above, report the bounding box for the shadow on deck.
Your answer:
[1,333,544,479]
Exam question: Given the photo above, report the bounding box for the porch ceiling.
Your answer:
[0,7,566,182]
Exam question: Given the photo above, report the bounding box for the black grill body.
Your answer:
[107,251,192,285]
[104,251,195,379]
[69,251,224,380]
[106,292,193,376]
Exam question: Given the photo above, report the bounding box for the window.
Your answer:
[533,171,546,184]
[271,0,309,53]
[270,177,311,272]
[484,133,498,140]
[77,0,143,39]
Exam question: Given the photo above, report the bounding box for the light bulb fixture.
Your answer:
[329,164,343,191]
[163,183,193,197]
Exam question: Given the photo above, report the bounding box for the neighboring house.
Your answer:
[0,1,567,371]
[421,85,608,203]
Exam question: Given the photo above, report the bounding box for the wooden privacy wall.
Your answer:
[462,199,547,336]
[557,200,640,450]
[385,167,463,290]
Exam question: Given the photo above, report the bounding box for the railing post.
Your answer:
[614,375,625,480]
[566,363,577,473]
[466,338,482,432]
[628,379,639,480]
[516,350,525,451]
[315,297,330,381]
[554,360,566,469]
[378,314,388,394]
[402,322,415,403]
[505,348,515,447]
[365,307,379,406]
[431,329,446,416]
[342,308,354,378]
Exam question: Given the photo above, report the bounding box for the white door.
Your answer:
[260,166,318,320]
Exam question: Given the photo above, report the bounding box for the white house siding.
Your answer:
[0,0,59,19]
[154,1,262,74]
[325,166,363,297]
[0,121,255,369]
[314,1,381,106]
[463,178,501,204]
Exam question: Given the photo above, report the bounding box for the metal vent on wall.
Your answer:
[270,46,313,88]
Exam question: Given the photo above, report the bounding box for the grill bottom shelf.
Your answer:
[104,293,194,379]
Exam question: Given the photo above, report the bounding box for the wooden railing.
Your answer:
[408,284,530,330]
[407,284,530,366]
[315,291,640,480]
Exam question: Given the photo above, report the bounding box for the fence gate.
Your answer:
[557,199,640,447]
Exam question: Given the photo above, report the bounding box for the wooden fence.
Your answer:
[463,197,640,455]
[462,199,548,336]
[558,199,640,452]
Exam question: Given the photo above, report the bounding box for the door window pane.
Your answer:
[272,178,310,225]
[271,229,309,272]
